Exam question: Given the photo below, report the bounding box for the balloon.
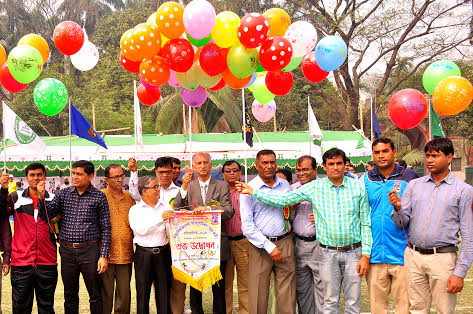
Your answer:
[53,21,85,55]
[0,44,6,65]
[284,21,317,58]
[263,8,291,37]
[182,86,207,107]
[256,62,265,72]
[227,43,259,78]
[183,0,216,40]
[244,73,257,89]
[120,29,140,62]
[161,38,194,72]
[140,76,160,90]
[252,99,276,122]
[422,60,461,95]
[176,61,201,90]
[222,68,252,89]
[186,32,211,47]
[168,70,180,87]
[238,13,270,48]
[265,71,293,96]
[18,34,49,64]
[432,76,473,116]
[129,23,161,60]
[282,56,303,72]
[210,78,225,91]
[252,76,275,104]
[259,36,292,71]
[140,56,170,86]
[156,2,185,39]
[71,41,99,71]
[302,52,329,83]
[137,83,161,105]
[388,89,427,130]
[211,11,240,48]
[147,12,158,27]
[199,64,222,88]
[314,36,347,72]
[120,52,140,73]
[200,43,228,76]
[7,45,43,84]
[0,62,28,93]
[34,78,68,116]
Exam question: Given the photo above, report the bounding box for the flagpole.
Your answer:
[370,97,374,142]
[242,89,248,183]
[2,140,6,171]
[308,96,312,157]
[134,80,137,159]
[428,95,432,141]
[69,99,72,178]
[188,106,192,168]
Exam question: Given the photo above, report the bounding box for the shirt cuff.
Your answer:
[263,240,276,254]
[453,265,468,279]
[180,187,187,199]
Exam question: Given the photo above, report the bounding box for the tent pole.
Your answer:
[242,89,248,183]
[69,99,72,178]
[189,105,192,168]
[308,96,312,157]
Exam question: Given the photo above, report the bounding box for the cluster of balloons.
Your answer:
[119,1,348,122]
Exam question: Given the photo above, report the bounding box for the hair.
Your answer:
[104,164,122,178]
[222,160,241,172]
[155,157,173,169]
[138,175,157,196]
[192,152,211,162]
[424,137,454,156]
[276,168,292,183]
[72,160,95,175]
[25,162,46,176]
[372,137,395,150]
[397,159,407,168]
[256,149,276,161]
[170,157,181,166]
[297,155,317,169]
[322,148,347,165]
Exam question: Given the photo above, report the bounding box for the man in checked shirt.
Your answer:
[38,160,111,314]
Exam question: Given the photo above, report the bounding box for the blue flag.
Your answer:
[372,102,382,140]
[71,104,108,149]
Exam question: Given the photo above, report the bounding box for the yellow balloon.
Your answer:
[432,76,473,116]
[211,11,240,48]
[0,44,6,65]
[263,8,291,37]
[147,12,158,27]
[156,2,185,39]
[18,34,50,64]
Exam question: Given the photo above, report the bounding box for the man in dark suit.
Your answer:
[174,152,234,314]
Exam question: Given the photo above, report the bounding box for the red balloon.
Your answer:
[53,21,85,55]
[265,71,293,96]
[302,52,329,83]
[209,78,226,91]
[388,89,428,130]
[137,84,161,105]
[119,52,140,73]
[200,43,228,76]
[0,62,28,93]
[161,38,194,73]
[238,13,270,48]
[259,37,293,71]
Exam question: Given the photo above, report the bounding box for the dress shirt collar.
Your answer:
[424,171,454,185]
[325,176,348,188]
[102,187,125,200]
[73,183,94,195]
[138,198,164,210]
[253,175,284,190]
[198,177,211,187]
[163,181,179,191]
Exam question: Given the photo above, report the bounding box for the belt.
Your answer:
[59,239,97,249]
[266,233,290,242]
[136,244,169,254]
[319,242,361,252]
[229,235,246,241]
[295,234,317,242]
[411,243,457,255]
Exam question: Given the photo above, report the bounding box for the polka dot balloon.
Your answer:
[259,36,293,71]
[238,13,270,48]
[139,56,170,86]
[211,11,240,49]
[284,21,317,58]
[161,38,194,73]
[120,28,140,62]
[156,1,185,39]
[129,23,161,60]
[53,21,85,56]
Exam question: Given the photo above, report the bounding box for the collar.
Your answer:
[102,186,125,200]
[372,163,403,179]
[138,198,164,210]
[424,171,454,185]
[163,181,179,191]
[22,187,49,199]
[253,175,284,190]
[74,183,94,195]
[198,177,211,187]
[324,176,348,188]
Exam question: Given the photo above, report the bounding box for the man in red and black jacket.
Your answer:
[0,163,59,314]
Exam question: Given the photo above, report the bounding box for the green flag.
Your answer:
[430,104,445,138]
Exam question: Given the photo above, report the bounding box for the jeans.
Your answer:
[319,246,362,314]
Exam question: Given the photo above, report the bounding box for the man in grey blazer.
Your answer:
[174,152,234,314]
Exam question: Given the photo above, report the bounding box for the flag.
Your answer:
[134,81,143,147]
[70,104,107,149]
[243,100,253,147]
[430,104,445,138]
[372,101,382,140]
[308,100,323,144]
[2,102,46,153]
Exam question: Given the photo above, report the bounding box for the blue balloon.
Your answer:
[244,73,257,89]
[314,36,347,72]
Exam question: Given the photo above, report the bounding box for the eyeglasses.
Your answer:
[223,168,240,173]
[295,168,312,174]
[108,174,125,180]
[156,170,172,175]
[145,185,161,190]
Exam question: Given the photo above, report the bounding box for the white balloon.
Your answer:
[252,99,276,122]
[71,41,99,71]
[284,21,317,58]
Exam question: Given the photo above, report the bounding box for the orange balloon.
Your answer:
[130,23,162,60]
[156,2,185,39]
[0,44,6,65]
[222,68,252,89]
[263,8,291,37]
[18,34,50,64]
[140,56,170,86]
[432,76,473,116]
[120,29,140,62]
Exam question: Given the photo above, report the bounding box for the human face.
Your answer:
[256,154,277,181]
[72,167,93,189]
[276,172,288,182]
[192,154,212,179]
[143,179,161,202]
[323,155,346,182]
[26,168,45,190]
[155,165,173,187]
[105,167,125,191]
[222,163,241,184]
[296,159,317,185]
[372,143,396,169]
[425,149,452,174]
[172,162,181,181]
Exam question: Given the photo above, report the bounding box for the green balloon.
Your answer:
[7,45,43,84]
[227,43,259,79]
[252,76,275,104]
[423,60,461,94]
[256,62,265,73]
[176,62,200,90]
[282,56,303,72]
[34,78,68,116]
[186,32,211,47]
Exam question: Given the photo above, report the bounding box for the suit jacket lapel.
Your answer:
[191,180,204,207]
[205,178,216,204]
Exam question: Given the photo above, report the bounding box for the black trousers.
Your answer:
[190,261,227,314]
[11,265,58,314]
[59,242,103,314]
[134,244,172,314]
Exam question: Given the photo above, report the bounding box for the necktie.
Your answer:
[201,183,208,204]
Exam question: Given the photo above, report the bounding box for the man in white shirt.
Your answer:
[128,175,175,314]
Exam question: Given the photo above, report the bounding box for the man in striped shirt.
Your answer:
[237,148,372,313]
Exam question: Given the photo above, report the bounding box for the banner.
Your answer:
[169,211,222,291]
